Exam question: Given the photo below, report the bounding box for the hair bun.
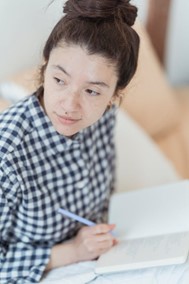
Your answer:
[63,0,138,26]
[116,1,138,26]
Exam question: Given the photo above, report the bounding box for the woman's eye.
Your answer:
[54,77,65,85]
[86,89,100,96]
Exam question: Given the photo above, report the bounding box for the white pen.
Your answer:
[57,208,96,226]
[58,207,116,236]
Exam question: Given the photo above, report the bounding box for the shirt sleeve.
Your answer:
[0,169,51,284]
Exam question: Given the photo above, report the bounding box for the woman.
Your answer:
[0,0,140,283]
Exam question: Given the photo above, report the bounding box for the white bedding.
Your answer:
[115,110,180,192]
[40,258,189,284]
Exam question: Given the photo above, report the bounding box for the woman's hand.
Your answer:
[72,223,117,262]
[46,223,117,271]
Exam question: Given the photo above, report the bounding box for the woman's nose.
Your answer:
[60,90,80,111]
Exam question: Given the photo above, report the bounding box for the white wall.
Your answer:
[132,0,148,23]
[165,0,189,86]
[0,0,62,80]
[0,0,188,86]
[133,0,189,86]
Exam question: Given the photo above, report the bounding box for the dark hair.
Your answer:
[39,0,140,96]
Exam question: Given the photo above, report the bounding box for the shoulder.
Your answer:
[0,95,34,157]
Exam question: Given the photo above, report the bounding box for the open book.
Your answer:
[95,180,189,274]
[41,180,189,283]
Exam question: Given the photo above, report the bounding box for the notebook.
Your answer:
[95,180,189,274]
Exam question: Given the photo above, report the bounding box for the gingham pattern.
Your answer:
[0,93,116,284]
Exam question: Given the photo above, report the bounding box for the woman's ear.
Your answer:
[107,90,123,109]
[111,91,124,107]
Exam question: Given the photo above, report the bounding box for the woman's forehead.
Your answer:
[47,44,118,82]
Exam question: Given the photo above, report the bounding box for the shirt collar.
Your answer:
[26,93,81,154]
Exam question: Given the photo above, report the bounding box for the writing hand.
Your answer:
[72,223,117,262]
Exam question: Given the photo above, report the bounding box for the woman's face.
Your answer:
[42,44,118,137]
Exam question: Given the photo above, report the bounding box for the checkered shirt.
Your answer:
[0,93,116,283]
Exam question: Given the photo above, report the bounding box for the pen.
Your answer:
[57,207,96,226]
[58,207,116,236]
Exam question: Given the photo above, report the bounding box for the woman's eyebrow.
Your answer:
[52,64,70,77]
[87,81,109,88]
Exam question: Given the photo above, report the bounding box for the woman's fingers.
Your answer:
[80,223,115,237]
[91,223,116,235]
[73,223,117,261]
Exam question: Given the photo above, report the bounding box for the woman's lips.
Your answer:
[55,113,81,125]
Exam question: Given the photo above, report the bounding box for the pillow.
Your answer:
[115,109,181,192]
[0,81,29,104]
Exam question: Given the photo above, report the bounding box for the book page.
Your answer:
[109,181,189,239]
[95,232,189,274]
